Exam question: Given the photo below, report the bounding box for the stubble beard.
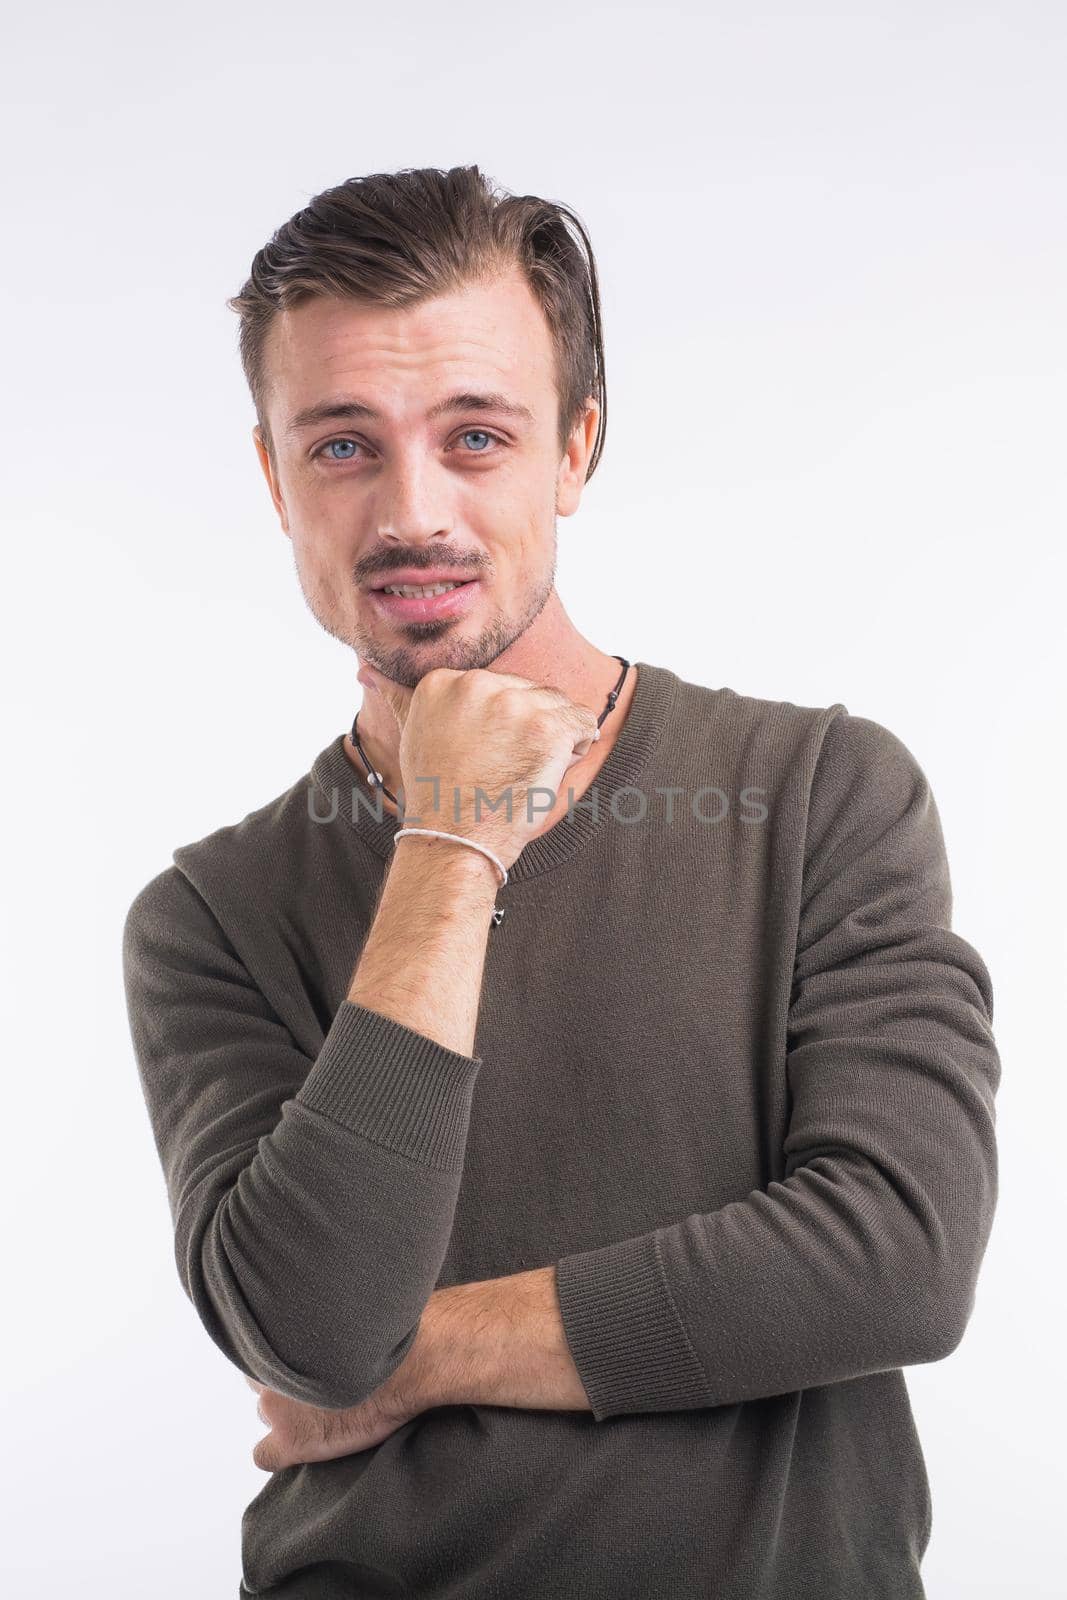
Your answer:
[298,526,559,690]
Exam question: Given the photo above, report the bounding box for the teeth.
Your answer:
[382,582,463,597]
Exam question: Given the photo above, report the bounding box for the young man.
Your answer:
[122,165,1000,1599]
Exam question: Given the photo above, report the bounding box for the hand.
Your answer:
[357,662,601,871]
[246,1357,424,1473]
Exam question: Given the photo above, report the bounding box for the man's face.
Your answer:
[253,268,597,688]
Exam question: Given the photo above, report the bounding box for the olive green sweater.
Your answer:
[121,660,1000,1599]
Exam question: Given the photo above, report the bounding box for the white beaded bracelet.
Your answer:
[393,827,509,888]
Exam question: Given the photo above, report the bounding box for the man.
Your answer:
[122,164,1000,1599]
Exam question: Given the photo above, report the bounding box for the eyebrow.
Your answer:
[285,390,536,435]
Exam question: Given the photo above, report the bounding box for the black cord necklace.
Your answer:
[347,655,631,810]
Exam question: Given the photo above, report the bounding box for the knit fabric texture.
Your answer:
[122,660,1000,1599]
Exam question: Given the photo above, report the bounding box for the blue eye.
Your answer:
[312,428,503,464]
[322,439,360,461]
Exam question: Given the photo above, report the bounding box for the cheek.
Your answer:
[290,510,343,561]
[289,532,340,600]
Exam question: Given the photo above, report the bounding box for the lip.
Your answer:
[367,569,477,590]
[368,578,480,622]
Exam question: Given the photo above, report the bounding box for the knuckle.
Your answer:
[490,686,526,721]
[524,708,554,743]
[422,665,459,690]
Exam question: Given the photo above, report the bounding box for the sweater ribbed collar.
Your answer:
[309,659,678,882]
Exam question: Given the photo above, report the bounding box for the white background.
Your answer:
[2,2,1064,1595]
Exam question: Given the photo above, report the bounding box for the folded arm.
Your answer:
[122,843,496,1411]
[417,714,1001,1423]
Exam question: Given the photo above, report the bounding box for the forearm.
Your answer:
[411,1266,592,1413]
[348,833,499,1056]
[249,1267,591,1472]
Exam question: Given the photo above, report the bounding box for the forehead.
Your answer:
[263,268,556,428]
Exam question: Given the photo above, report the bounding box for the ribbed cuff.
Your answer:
[555,1229,710,1421]
[295,1001,483,1171]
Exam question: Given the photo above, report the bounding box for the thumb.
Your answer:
[253,1432,280,1473]
[357,661,415,732]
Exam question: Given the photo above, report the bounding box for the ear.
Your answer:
[556,398,599,517]
[253,425,290,537]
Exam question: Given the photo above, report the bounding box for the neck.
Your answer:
[345,594,634,811]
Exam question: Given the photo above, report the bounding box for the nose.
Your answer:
[373,454,454,545]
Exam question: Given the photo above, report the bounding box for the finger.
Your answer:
[563,745,592,774]
[482,669,542,691]
[542,686,600,739]
[357,662,415,732]
[570,703,602,747]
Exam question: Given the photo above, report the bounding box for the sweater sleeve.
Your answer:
[122,863,483,1411]
[554,712,1001,1422]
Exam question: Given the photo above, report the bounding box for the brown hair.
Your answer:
[226,164,607,482]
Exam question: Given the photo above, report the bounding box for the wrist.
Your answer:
[389,831,503,897]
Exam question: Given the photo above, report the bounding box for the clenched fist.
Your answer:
[358,663,601,872]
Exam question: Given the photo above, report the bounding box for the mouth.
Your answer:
[367,578,480,621]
